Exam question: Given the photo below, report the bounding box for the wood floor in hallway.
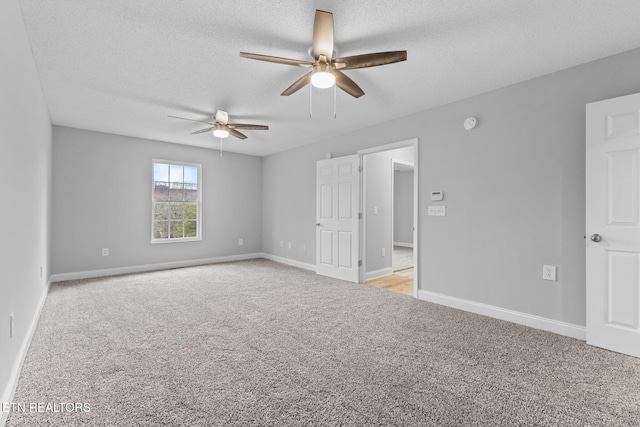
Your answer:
[365,268,414,296]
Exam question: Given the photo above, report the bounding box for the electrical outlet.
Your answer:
[543,265,557,281]
[288,242,292,249]
[280,241,283,247]
[303,244,306,252]
[101,248,109,257]
[238,238,244,246]
[10,313,14,338]
[382,247,386,257]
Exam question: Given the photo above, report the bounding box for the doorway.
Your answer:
[359,139,418,297]
[392,160,415,276]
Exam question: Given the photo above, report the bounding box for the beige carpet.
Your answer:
[7,259,640,426]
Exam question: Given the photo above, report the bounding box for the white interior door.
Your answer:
[586,92,640,358]
[316,155,360,283]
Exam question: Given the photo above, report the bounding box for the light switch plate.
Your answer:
[427,205,446,216]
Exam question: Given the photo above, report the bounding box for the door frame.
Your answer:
[358,138,419,297]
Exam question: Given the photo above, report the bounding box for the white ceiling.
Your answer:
[18,0,640,157]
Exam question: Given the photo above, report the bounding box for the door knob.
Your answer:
[590,234,602,242]
[316,223,321,226]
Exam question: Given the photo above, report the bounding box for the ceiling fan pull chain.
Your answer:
[309,84,313,118]
[334,83,337,119]
[219,138,223,156]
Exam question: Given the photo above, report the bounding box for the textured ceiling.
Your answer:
[17,0,640,156]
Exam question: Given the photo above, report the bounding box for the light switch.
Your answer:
[427,205,446,216]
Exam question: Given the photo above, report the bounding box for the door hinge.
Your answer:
[358,212,362,220]
[358,165,363,172]
[358,260,362,267]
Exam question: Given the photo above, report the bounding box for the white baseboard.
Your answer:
[259,253,316,272]
[50,253,263,282]
[393,242,414,248]
[365,267,393,281]
[417,290,586,341]
[1,280,50,427]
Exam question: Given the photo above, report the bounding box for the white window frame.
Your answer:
[151,159,202,244]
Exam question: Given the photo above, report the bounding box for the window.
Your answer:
[152,160,201,242]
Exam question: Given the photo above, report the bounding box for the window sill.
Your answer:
[151,237,202,244]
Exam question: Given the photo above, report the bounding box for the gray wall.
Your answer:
[0,0,52,408]
[262,47,640,327]
[261,149,318,264]
[364,146,414,274]
[394,170,414,246]
[52,126,262,275]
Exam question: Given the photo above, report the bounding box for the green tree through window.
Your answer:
[152,160,201,241]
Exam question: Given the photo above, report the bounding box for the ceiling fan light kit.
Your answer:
[213,128,229,138]
[310,69,335,89]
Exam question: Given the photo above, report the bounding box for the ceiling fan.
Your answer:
[240,10,407,98]
[168,109,268,140]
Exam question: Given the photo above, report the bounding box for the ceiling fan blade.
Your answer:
[335,70,365,98]
[168,115,215,126]
[228,128,247,140]
[240,52,313,68]
[313,10,334,61]
[228,124,269,130]
[281,70,313,96]
[334,51,407,70]
[191,127,214,135]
